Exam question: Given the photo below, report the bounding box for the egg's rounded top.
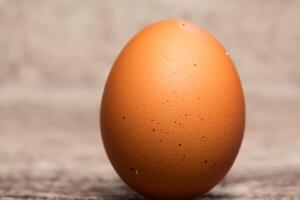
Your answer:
[101,19,245,200]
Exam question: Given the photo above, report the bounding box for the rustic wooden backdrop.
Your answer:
[0,0,299,199]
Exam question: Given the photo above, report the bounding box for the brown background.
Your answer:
[0,0,299,199]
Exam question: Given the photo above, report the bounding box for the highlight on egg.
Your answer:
[100,19,245,199]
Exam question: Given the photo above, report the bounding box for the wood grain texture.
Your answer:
[0,0,299,199]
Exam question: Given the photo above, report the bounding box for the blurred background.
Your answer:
[0,0,299,199]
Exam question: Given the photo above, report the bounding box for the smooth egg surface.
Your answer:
[100,19,245,200]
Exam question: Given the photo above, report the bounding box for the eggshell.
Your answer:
[100,19,245,199]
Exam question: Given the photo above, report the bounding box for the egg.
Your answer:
[100,19,245,199]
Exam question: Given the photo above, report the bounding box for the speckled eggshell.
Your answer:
[100,19,245,200]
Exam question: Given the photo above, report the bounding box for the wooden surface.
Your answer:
[0,0,300,199]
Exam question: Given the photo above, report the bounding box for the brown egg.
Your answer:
[100,19,245,199]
